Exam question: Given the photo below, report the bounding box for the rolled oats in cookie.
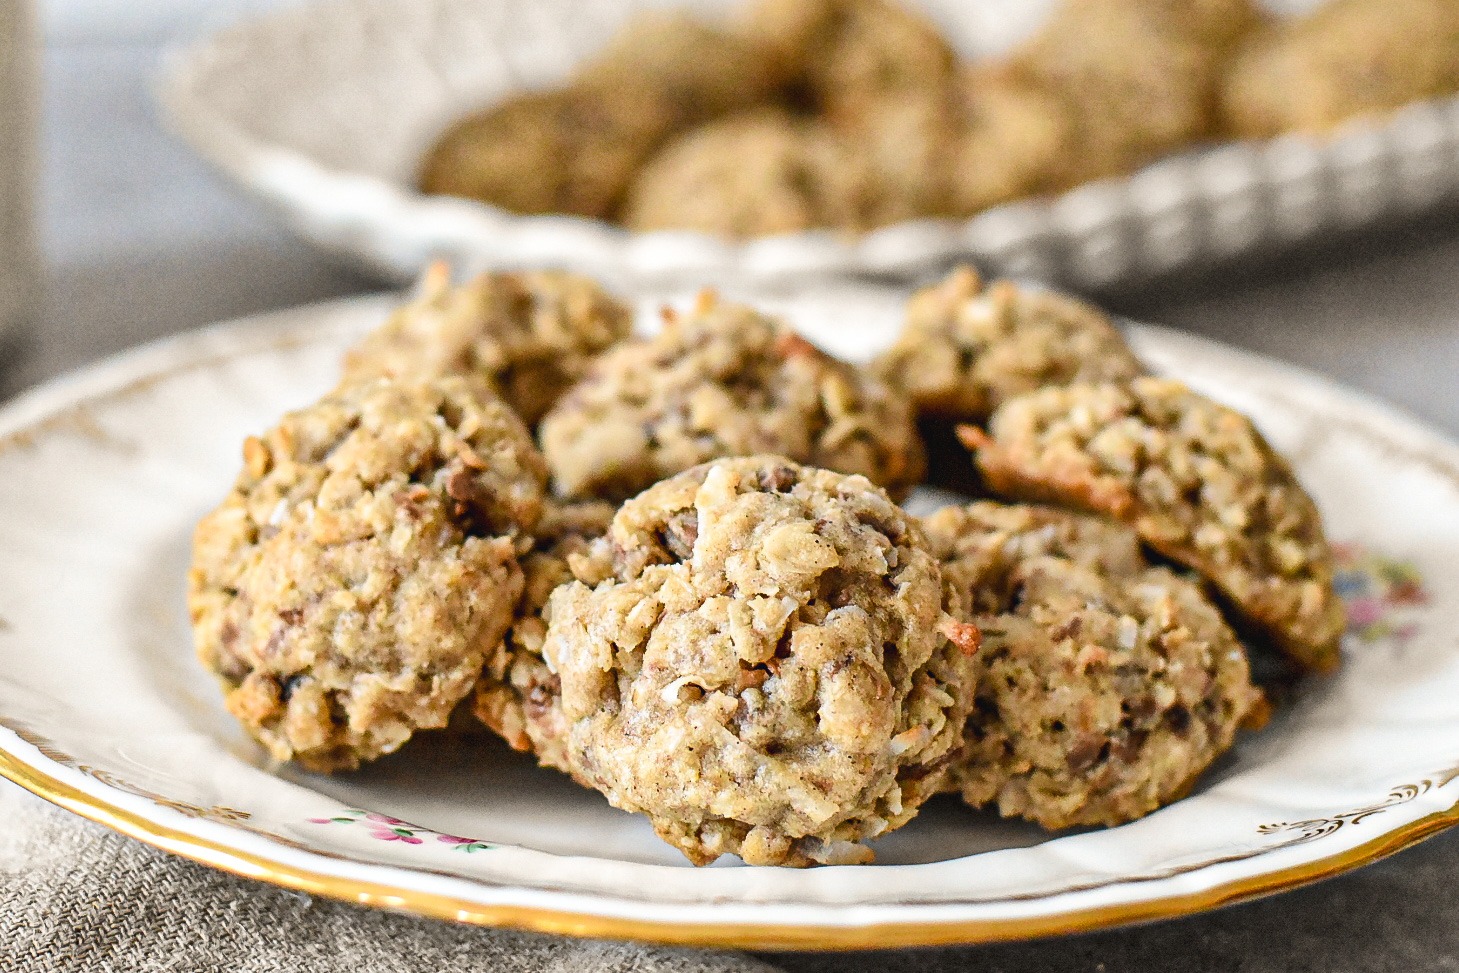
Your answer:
[963,377,1345,673]
[188,376,549,772]
[473,500,616,772]
[539,291,925,501]
[343,265,633,427]
[735,0,956,124]
[542,456,973,866]
[1220,0,1459,139]
[418,86,675,220]
[874,267,1145,426]
[621,111,879,237]
[922,501,1260,829]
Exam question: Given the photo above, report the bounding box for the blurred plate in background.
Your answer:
[155,0,1459,291]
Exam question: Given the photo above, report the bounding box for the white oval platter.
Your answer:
[1,288,1458,949]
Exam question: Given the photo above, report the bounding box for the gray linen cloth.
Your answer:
[0,781,780,973]
[10,771,1459,973]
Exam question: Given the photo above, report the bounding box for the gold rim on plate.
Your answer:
[4,745,1458,951]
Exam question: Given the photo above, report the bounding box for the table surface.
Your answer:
[8,13,1459,972]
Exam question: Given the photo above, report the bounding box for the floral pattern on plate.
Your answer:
[1334,543,1430,644]
[309,809,495,851]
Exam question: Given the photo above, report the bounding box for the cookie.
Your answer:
[923,501,1260,828]
[472,499,616,772]
[542,456,973,865]
[1005,0,1255,183]
[1221,0,1459,138]
[539,291,925,501]
[418,86,675,219]
[188,376,549,772]
[846,71,1072,223]
[343,265,633,428]
[945,70,1075,216]
[620,110,879,236]
[577,10,788,128]
[962,378,1344,672]
[735,0,956,124]
[874,267,1145,426]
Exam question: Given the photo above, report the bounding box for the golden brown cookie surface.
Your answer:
[540,292,925,501]
[472,499,616,773]
[1222,0,1459,138]
[189,377,549,772]
[621,110,880,236]
[544,456,972,865]
[964,378,1344,672]
[343,266,632,428]
[875,268,1145,426]
[923,501,1260,829]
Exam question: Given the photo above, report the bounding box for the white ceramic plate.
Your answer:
[2,288,1459,949]
[156,0,1459,290]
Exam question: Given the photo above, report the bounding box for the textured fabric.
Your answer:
[0,781,778,973]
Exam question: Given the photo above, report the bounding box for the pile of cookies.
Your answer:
[188,264,1343,866]
[419,0,1459,238]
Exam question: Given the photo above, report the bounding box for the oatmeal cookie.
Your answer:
[542,456,973,865]
[874,267,1145,426]
[188,376,549,772]
[472,500,616,772]
[922,501,1260,828]
[342,265,633,428]
[962,378,1344,672]
[946,70,1075,216]
[620,111,879,236]
[576,10,787,127]
[1006,0,1259,183]
[735,0,956,124]
[539,291,925,501]
[847,70,1072,222]
[1221,0,1459,139]
[418,86,675,219]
